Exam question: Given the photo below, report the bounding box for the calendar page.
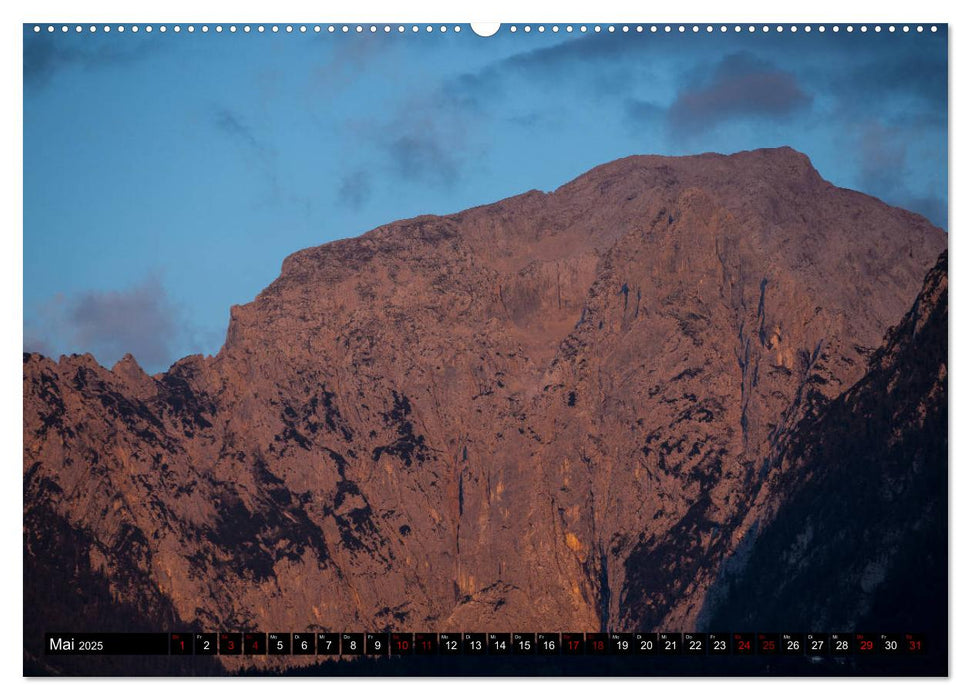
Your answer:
[22,18,948,677]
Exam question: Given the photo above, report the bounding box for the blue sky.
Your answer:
[23,24,948,373]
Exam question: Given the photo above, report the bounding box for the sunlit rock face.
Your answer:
[24,148,946,672]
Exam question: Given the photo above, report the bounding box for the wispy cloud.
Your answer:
[214,109,264,154]
[443,33,647,110]
[213,108,280,197]
[854,121,947,229]
[337,170,372,209]
[386,134,460,187]
[23,33,159,89]
[623,98,665,131]
[834,45,947,116]
[349,89,474,191]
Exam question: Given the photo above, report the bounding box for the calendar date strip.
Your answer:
[45,632,926,656]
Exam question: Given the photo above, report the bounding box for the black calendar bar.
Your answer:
[43,631,929,656]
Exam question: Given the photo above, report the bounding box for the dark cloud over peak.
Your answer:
[667,52,813,136]
[25,276,185,373]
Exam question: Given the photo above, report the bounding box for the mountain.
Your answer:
[23,147,947,674]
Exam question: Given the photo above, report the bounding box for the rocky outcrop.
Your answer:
[23,148,946,673]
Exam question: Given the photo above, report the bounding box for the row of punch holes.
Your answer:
[32,24,940,35]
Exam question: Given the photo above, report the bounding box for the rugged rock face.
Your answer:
[23,147,946,673]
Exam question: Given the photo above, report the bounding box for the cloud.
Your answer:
[902,195,947,229]
[853,121,947,229]
[214,109,264,154]
[833,40,947,114]
[25,276,184,372]
[624,98,665,130]
[23,33,158,89]
[444,33,647,110]
[337,170,372,209]
[213,108,279,197]
[386,134,460,187]
[666,52,812,136]
[857,122,908,197]
[310,33,390,92]
[23,333,53,357]
[505,32,639,70]
[350,88,472,190]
